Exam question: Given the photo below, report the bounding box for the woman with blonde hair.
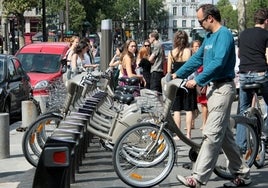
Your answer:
[65,35,79,80]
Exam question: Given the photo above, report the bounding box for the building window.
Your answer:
[182,7,186,16]
[35,8,42,15]
[182,20,186,28]
[173,7,177,16]
[191,20,195,28]
[191,0,195,2]
[173,20,177,28]
[182,0,186,2]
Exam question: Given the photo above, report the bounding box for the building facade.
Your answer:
[164,0,200,41]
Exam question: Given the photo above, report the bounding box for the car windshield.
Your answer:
[190,28,207,43]
[16,54,61,73]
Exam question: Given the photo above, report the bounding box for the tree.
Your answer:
[2,0,38,51]
[80,0,167,34]
[40,0,86,35]
[2,0,39,35]
[216,0,238,30]
[237,0,246,33]
[245,0,268,28]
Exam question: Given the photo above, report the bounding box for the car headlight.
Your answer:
[34,80,49,89]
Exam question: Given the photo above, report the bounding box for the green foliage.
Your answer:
[245,0,268,28]
[216,0,238,30]
[68,0,86,33]
[3,0,38,15]
[80,0,167,33]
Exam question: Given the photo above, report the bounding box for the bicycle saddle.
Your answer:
[114,92,135,105]
[119,77,140,85]
[242,83,262,90]
[115,85,139,94]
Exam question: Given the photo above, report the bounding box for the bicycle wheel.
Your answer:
[113,123,175,188]
[22,113,62,167]
[254,139,266,168]
[247,107,266,168]
[214,115,259,179]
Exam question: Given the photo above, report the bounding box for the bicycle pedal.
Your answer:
[16,127,28,132]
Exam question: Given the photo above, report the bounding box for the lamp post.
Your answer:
[42,0,47,42]
[9,15,15,54]
[139,0,147,40]
[65,0,70,32]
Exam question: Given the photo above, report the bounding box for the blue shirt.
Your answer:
[175,26,236,87]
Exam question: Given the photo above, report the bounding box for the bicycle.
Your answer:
[112,78,259,188]
[240,82,268,168]
[22,72,92,167]
[21,69,157,166]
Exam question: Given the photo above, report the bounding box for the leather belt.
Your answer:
[213,78,233,84]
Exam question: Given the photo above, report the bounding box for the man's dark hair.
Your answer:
[254,8,268,24]
[150,31,159,40]
[197,4,221,22]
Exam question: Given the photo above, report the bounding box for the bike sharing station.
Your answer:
[6,19,266,188]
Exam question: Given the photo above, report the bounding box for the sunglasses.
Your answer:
[144,45,150,47]
[198,15,208,26]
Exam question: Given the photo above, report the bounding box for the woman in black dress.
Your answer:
[167,30,197,139]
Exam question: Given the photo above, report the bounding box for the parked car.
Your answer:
[15,42,69,112]
[0,54,32,119]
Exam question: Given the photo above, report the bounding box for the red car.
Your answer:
[16,42,69,112]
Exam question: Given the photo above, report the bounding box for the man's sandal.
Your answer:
[223,176,252,187]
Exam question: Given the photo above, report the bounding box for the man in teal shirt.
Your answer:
[174,4,251,188]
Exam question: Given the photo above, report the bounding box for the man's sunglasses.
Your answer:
[198,15,208,26]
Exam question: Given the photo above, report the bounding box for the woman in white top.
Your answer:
[70,41,88,78]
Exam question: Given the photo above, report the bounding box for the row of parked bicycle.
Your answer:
[22,68,267,187]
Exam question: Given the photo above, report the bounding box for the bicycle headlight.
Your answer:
[34,80,49,89]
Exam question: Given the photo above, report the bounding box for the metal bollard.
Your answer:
[0,113,10,159]
[21,100,38,128]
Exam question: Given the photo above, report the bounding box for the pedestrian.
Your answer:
[143,39,151,54]
[173,4,251,187]
[148,31,164,93]
[191,40,208,130]
[119,40,145,87]
[80,37,99,71]
[236,8,268,153]
[70,41,88,78]
[109,43,124,89]
[167,30,194,139]
[136,46,151,89]
[64,35,80,81]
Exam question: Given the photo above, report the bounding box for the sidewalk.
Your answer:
[0,121,34,188]
[1,101,268,188]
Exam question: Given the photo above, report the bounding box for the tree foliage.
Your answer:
[245,0,268,28]
[3,0,38,15]
[216,0,238,30]
[80,0,167,33]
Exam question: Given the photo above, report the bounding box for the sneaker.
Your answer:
[176,175,201,188]
[223,176,252,187]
